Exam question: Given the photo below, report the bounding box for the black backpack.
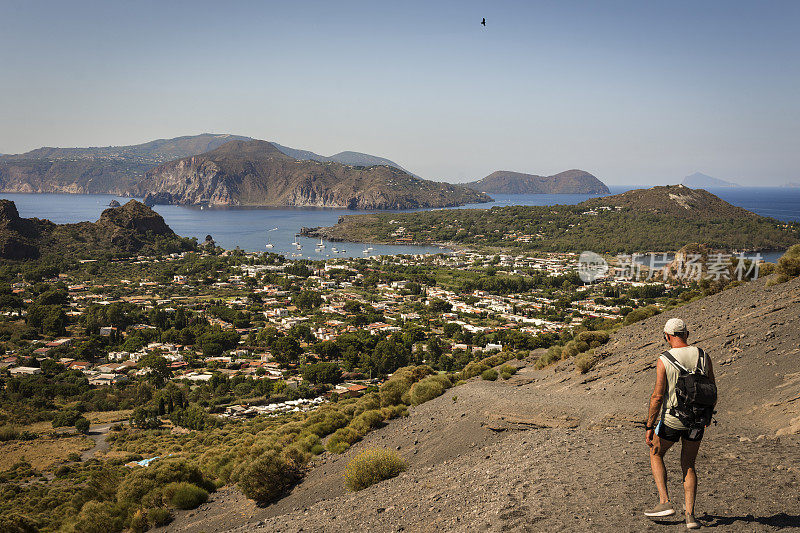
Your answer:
[661,348,717,430]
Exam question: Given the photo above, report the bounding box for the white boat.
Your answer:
[317,238,325,249]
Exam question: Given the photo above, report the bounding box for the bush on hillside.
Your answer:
[236,450,302,504]
[775,244,800,283]
[349,409,385,434]
[575,351,598,374]
[164,482,208,510]
[481,368,498,381]
[326,426,362,453]
[344,448,407,492]
[498,364,517,376]
[73,501,126,533]
[116,458,211,507]
[0,424,19,441]
[623,305,660,326]
[409,375,451,406]
[147,507,172,527]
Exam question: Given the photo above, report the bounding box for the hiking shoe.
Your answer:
[644,502,676,517]
[686,513,700,529]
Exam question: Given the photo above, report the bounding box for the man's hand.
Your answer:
[645,428,655,447]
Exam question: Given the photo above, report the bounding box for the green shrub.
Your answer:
[73,501,126,533]
[379,379,411,406]
[350,409,385,434]
[575,351,598,374]
[409,376,447,406]
[380,404,408,420]
[51,409,82,428]
[0,513,40,533]
[67,452,82,462]
[117,458,210,505]
[147,507,172,527]
[498,364,516,376]
[775,244,800,283]
[344,448,407,492]
[623,305,660,325]
[310,444,325,455]
[54,465,72,477]
[0,424,19,441]
[536,346,562,368]
[75,417,90,433]
[129,509,148,533]
[236,450,302,504]
[326,426,362,453]
[164,482,209,510]
[500,371,512,380]
[481,369,498,381]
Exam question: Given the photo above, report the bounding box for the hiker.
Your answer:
[644,318,717,530]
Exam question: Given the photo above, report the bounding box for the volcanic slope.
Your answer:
[166,274,800,533]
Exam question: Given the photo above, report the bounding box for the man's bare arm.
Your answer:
[646,358,667,428]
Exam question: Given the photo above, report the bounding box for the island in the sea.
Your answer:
[464,169,610,195]
[682,172,738,188]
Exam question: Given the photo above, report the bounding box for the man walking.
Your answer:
[644,318,716,529]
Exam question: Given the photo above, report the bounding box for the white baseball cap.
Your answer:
[663,318,688,335]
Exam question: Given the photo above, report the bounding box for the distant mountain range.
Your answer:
[0,134,489,209]
[270,143,415,176]
[464,170,609,194]
[682,172,738,188]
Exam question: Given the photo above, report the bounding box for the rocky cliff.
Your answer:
[140,140,491,209]
[465,169,610,194]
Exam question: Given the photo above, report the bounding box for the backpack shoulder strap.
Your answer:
[696,347,707,374]
[660,350,689,373]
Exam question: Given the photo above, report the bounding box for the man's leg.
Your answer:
[680,438,701,514]
[650,434,676,503]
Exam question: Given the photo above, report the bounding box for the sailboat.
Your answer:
[317,238,325,249]
[265,227,277,249]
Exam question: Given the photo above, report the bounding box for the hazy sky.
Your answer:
[1,1,798,185]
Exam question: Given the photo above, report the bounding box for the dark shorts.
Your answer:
[655,421,704,442]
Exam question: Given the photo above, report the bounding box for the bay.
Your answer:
[2,185,798,260]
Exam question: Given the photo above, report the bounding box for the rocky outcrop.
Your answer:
[0,199,188,260]
[140,140,491,209]
[465,169,610,194]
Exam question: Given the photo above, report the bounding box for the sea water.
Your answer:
[2,186,798,260]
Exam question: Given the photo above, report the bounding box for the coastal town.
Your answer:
[1,247,681,410]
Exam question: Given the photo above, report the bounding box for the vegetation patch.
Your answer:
[344,448,407,492]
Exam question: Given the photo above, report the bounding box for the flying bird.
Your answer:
[481,17,486,26]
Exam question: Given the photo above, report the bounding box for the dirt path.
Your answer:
[164,275,800,532]
[80,423,115,461]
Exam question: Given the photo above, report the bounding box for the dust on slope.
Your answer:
[165,275,800,532]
